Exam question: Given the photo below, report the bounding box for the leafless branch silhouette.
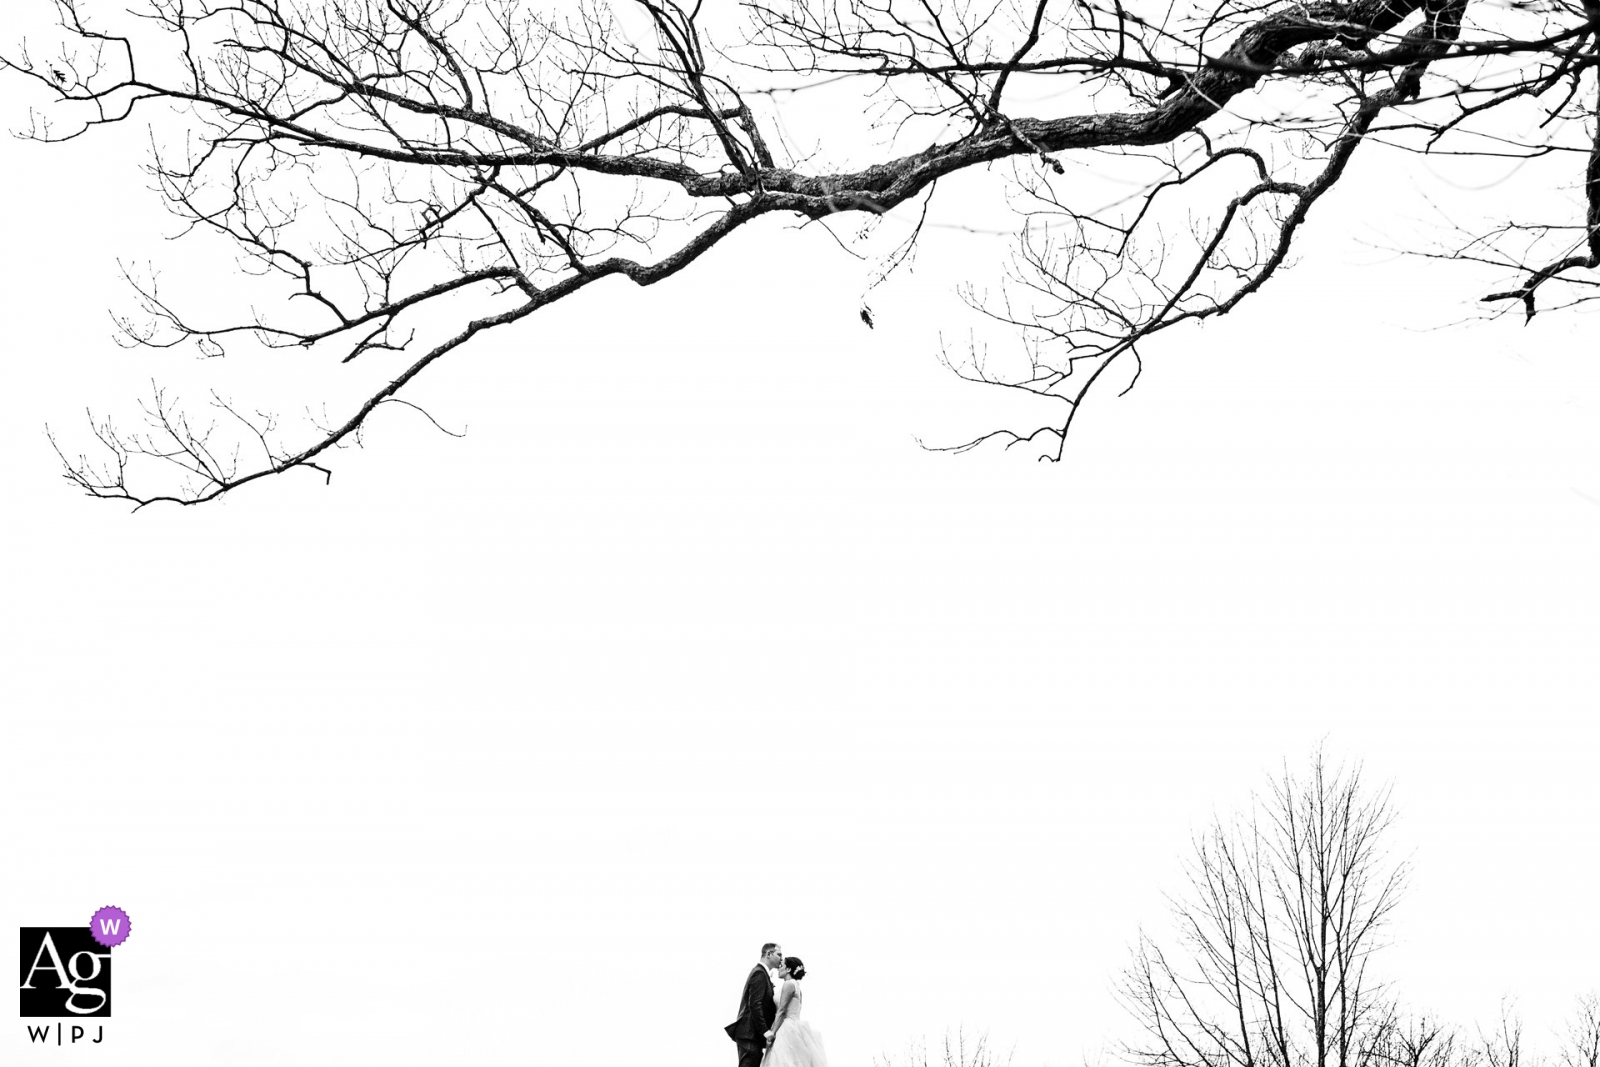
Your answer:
[6,0,1597,501]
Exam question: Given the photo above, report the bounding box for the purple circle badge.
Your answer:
[89,906,131,949]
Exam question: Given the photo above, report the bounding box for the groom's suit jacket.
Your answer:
[724,964,776,1047]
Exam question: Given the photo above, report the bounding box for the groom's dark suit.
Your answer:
[724,963,776,1067]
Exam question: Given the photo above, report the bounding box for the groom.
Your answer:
[725,942,782,1067]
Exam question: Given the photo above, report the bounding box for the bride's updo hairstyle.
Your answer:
[784,957,806,980]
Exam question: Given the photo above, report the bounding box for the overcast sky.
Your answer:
[2,14,1597,1066]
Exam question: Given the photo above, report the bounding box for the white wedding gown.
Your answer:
[765,981,829,1067]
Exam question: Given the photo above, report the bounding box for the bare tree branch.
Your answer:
[5,0,1597,502]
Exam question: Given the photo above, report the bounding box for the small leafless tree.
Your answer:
[1559,996,1600,1067]
[1479,1005,1530,1067]
[1373,997,1597,1067]
[1380,1015,1461,1067]
[5,0,1599,503]
[877,1030,1014,1067]
[1119,755,1407,1067]
[1453,997,1600,1067]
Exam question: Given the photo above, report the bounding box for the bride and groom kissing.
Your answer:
[725,942,830,1067]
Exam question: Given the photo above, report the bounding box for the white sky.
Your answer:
[2,12,1598,1066]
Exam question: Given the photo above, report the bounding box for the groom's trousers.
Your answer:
[737,1042,764,1067]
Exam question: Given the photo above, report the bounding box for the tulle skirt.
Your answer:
[765,1019,829,1067]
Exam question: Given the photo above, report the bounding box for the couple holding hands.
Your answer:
[725,943,829,1067]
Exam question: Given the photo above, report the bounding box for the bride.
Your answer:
[763,957,829,1067]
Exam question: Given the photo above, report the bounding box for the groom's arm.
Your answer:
[766,980,793,1045]
[738,971,766,1039]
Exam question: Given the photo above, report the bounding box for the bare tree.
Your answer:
[1478,1005,1530,1067]
[1559,996,1600,1067]
[1444,996,1600,1067]
[1119,755,1407,1067]
[4,0,1597,503]
[1371,994,1596,1067]
[1381,1015,1461,1067]
[877,1030,1014,1067]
